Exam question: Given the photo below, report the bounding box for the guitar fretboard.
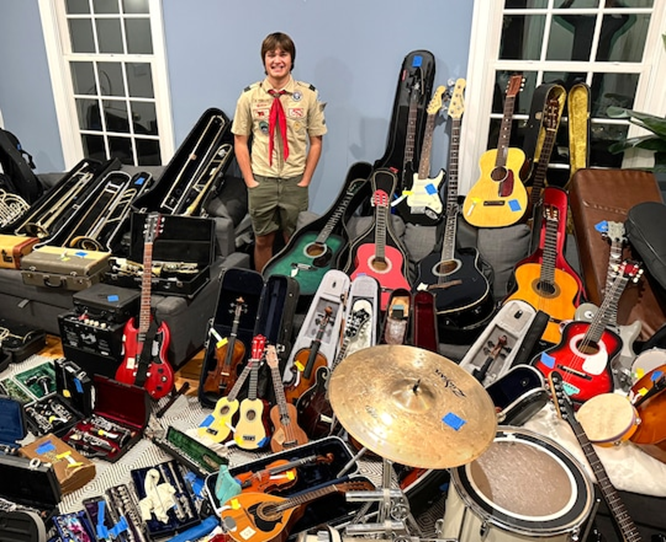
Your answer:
[529,126,558,207]
[403,92,419,175]
[605,236,625,325]
[375,205,388,264]
[495,93,517,169]
[314,183,362,245]
[139,241,154,338]
[539,213,559,288]
[417,107,437,180]
[585,272,630,344]
[270,364,290,420]
[440,117,462,266]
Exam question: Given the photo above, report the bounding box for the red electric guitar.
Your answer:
[115,213,174,400]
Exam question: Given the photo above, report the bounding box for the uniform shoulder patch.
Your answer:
[296,80,317,92]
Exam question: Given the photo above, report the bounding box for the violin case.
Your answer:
[0,317,46,365]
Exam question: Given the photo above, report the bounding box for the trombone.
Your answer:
[183,143,233,217]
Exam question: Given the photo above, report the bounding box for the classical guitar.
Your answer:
[396,85,448,225]
[549,371,643,542]
[533,261,641,404]
[235,334,270,450]
[348,169,411,311]
[284,306,333,405]
[262,178,367,296]
[265,345,308,452]
[197,335,265,443]
[234,453,334,493]
[296,307,371,439]
[115,212,174,400]
[202,297,247,395]
[506,205,579,344]
[462,74,527,227]
[415,78,493,326]
[219,480,374,542]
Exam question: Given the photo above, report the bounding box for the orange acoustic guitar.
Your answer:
[462,74,527,227]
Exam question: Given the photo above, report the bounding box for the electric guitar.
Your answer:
[265,345,309,452]
[462,74,528,227]
[235,334,270,450]
[549,371,643,542]
[262,178,367,296]
[533,261,641,404]
[202,297,247,395]
[115,212,174,400]
[506,205,579,344]
[399,74,424,193]
[415,78,493,326]
[219,480,374,542]
[396,85,448,225]
[197,334,264,443]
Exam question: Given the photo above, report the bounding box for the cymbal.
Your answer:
[328,344,497,469]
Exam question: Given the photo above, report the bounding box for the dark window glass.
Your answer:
[136,139,161,166]
[93,0,119,14]
[500,15,547,60]
[123,0,149,13]
[126,63,154,98]
[130,102,158,135]
[109,136,135,165]
[104,100,130,133]
[65,0,90,14]
[69,19,96,53]
[71,62,97,95]
[125,19,153,54]
[554,0,599,7]
[491,71,534,116]
[547,15,597,61]
[82,134,106,161]
[96,19,123,54]
[590,122,629,167]
[97,62,125,97]
[597,14,650,62]
[76,98,102,131]
[505,0,548,7]
[590,72,639,116]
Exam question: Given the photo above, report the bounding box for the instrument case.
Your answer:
[61,375,149,463]
[0,235,39,270]
[72,278,141,323]
[569,168,666,340]
[0,395,27,455]
[0,510,47,542]
[625,201,666,297]
[0,317,46,364]
[20,246,110,291]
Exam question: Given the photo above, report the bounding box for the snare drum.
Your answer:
[576,393,640,446]
[441,427,594,541]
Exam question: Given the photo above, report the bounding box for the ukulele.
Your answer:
[415,78,493,325]
[462,74,527,227]
[202,297,247,395]
[533,261,641,404]
[549,371,643,542]
[284,306,333,405]
[234,453,334,493]
[235,334,270,450]
[219,480,374,542]
[397,85,448,225]
[115,212,174,400]
[296,307,371,439]
[197,335,265,443]
[506,205,579,344]
[265,345,309,452]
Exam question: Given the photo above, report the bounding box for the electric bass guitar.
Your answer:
[549,370,643,542]
[265,345,308,452]
[462,74,527,227]
[235,334,270,450]
[115,212,174,400]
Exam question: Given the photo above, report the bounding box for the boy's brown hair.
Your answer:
[261,32,296,71]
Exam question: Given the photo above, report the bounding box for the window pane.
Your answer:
[491,71,534,115]
[123,0,149,14]
[547,14,596,61]
[543,71,587,89]
[96,19,123,54]
[131,101,157,135]
[97,62,125,96]
[619,0,653,7]
[597,14,650,62]
[104,100,130,133]
[69,19,96,53]
[109,136,135,164]
[500,15,547,60]
[125,19,153,54]
[554,0,599,7]
[82,134,106,161]
[590,122,629,167]
[505,0,548,7]
[66,0,90,14]
[136,139,161,166]
[93,0,119,14]
[71,62,97,95]
[126,63,154,98]
[76,98,101,130]
[591,72,639,116]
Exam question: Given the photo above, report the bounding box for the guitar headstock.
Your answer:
[611,260,643,284]
[372,189,390,208]
[603,221,627,246]
[547,370,575,423]
[426,85,448,116]
[448,78,466,120]
[265,344,279,369]
[250,334,267,362]
[505,74,525,98]
[336,479,376,493]
[544,98,560,130]
[144,212,163,244]
[544,205,559,223]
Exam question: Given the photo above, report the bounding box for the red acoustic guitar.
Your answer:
[115,213,174,400]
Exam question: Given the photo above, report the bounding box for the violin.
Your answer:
[233,453,334,493]
[630,363,666,464]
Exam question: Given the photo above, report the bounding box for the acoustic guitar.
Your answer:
[115,212,174,400]
[462,74,527,227]
[235,334,270,450]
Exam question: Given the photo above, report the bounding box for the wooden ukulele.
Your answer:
[396,85,448,225]
[219,480,374,542]
[265,345,308,452]
[284,306,333,405]
[462,74,527,227]
[115,212,174,400]
[533,261,642,404]
[235,334,270,450]
[202,297,247,395]
[415,78,493,326]
[549,371,643,542]
[506,205,579,344]
[197,335,264,443]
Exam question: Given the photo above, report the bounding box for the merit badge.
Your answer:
[292,91,302,102]
[289,108,304,118]
[259,120,269,134]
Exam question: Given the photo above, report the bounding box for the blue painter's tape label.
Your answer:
[442,412,466,431]
[425,183,437,195]
[594,220,608,233]
[412,55,423,68]
[540,352,556,369]
[75,251,88,257]
[36,440,56,455]
[74,378,83,394]
[200,415,213,428]
[135,175,146,186]
[107,295,119,303]
[509,199,522,212]
[651,370,663,382]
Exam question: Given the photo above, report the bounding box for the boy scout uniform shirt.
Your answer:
[231,76,327,178]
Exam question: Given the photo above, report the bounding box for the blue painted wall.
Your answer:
[0,0,473,213]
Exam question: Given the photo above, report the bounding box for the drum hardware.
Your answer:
[160,114,227,215]
[183,143,233,217]
[0,189,29,227]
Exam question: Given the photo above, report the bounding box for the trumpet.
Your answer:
[0,190,29,228]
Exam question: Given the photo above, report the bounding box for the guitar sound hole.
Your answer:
[434,260,460,276]
[257,502,282,522]
[491,166,508,182]
[305,243,326,258]
[536,280,557,297]
[246,410,256,421]
[370,258,389,272]
[577,341,600,356]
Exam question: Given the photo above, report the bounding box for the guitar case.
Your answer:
[569,168,666,340]
[625,201,666,299]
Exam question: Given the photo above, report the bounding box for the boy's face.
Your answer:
[264,48,292,80]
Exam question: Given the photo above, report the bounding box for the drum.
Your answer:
[631,348,666,383]
[441,427,594,541]
[576,393,640,446]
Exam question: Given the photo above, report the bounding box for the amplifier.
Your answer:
[58,312,125,378]
[72,283,140,324]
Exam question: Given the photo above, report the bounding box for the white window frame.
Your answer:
[38,0,174,169]
[460,0,666,194]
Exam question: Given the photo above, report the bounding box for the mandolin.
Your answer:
[235,334,270,450]
[630,364,666,465]
[265,345,309,452]
[462,74,527,228]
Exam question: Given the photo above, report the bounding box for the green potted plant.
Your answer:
[607,106,666,174]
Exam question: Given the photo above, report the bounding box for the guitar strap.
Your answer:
[135,317,160,387]
[510,310,550,368]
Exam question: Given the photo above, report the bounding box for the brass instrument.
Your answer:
[183,143,233,216]
[0,189,29,228]
[111,257,199,277]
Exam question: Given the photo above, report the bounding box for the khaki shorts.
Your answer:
[248,174,308,237]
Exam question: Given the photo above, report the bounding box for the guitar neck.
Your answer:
[440,117,461,263]
[247,361,260,401]
[539,216,559,287]
[314,187,357,245]
[403,98,418,171]
[416,110,437,179]
[275,483,342,513]
[227,360,254,402]
[587,274,630,343]
[605,238,625,324]
[270,364,290,419]
[375,206,388,263]
[495,92,518,169]
[529,127,558,206]
[139,242,154,337]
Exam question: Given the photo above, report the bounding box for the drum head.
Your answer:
[576,393,637,445]
[452,427,594,536]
